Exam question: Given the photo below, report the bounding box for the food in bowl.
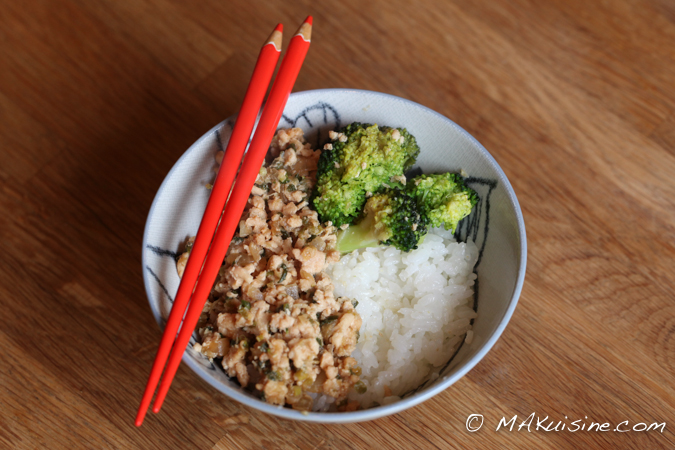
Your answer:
[327,227,478,408]
[179,123,478,412]
[186,128,364,411]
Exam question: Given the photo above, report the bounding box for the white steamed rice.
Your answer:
[325,227,478,409]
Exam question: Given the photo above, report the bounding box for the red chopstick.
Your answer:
[134,24,283,427]
[151,16,313,414]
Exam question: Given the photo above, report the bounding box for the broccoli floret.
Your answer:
[311,123,420,228]
[336,189,428,253]
[406,173,477,232]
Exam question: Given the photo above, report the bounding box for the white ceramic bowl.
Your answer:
[142,89,526,423]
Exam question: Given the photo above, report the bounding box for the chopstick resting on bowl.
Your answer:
[151,15,313,416]
[135,23,284,427]
[136,16,313,424]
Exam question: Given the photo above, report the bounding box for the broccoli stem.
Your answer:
[335,212,381,253]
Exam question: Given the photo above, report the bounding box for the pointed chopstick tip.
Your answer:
[296,17,312,41]
[267,23,284,51]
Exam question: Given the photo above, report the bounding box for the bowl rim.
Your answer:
[142,88,527,423]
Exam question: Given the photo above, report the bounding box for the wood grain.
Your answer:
[1,0,674,448]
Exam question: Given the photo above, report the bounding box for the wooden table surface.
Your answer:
[2,0,674,448]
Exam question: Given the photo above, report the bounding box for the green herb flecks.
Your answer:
[267,371,281,381]
[354,381,367,394]
[320,315,338,326]
[278,264,288,283]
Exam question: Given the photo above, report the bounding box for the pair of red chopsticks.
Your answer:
[135,17,313,427]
